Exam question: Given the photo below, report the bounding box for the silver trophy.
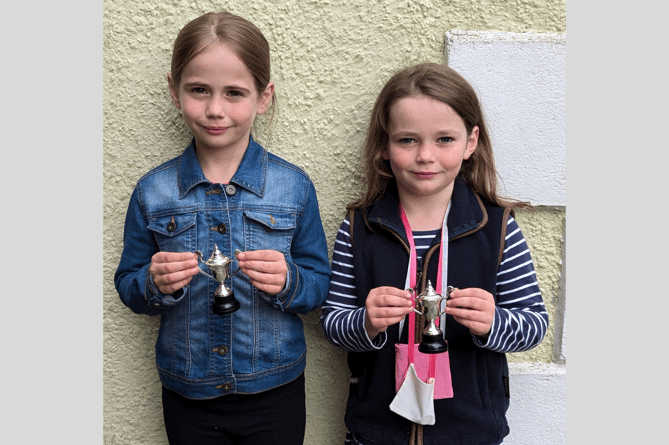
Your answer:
[194,244,242,314]
[412,280,453,354]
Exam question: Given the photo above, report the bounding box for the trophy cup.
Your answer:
[194,244,242,315]
[412,280,453,354]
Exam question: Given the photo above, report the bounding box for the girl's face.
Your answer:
[383,94,478,203]
[168,42,274,156]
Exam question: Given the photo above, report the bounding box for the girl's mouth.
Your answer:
[414,172,437,179]
[204,126,228,135]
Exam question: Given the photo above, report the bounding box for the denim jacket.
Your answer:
[114,137,331,399]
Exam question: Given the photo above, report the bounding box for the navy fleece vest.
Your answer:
[345,178,511,445]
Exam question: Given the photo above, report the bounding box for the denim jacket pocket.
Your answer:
[147,213,197,253]
[243,210,296,254]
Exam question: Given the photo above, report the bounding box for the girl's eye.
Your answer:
[191,87,207,94]
[227,90,244,98]
[398,138,415,144]
[438,137,453,144]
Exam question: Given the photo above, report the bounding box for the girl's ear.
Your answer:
[257,81,275,115]
[167,73,182,110]
[463,125,479,160]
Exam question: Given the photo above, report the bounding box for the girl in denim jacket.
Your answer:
[114,11,330,445]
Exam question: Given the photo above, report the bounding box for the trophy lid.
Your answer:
[205,244,231,267]
[420,280,441,300]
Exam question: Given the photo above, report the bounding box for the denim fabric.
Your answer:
[114,137,331,399]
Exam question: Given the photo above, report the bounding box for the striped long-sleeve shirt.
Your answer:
[320,214,548,354]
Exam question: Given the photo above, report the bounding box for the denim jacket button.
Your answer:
[214,345,228,356]
[225,185,236,195]
[220,382,232,391]
[216,224,227,234]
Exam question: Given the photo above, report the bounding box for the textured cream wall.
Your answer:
[103,1,566,443]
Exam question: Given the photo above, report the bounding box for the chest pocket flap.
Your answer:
[147,213,197,237]
[244,210,296,231]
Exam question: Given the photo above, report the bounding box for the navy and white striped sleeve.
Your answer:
[319,216,387,352]
[475,215,549,353]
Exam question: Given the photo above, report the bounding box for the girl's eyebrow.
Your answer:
[182,81,252,93]
[224,85,252,93]
[389,130,417,135]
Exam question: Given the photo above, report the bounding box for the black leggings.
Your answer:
[162,374,306,445]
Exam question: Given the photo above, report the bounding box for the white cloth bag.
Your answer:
[389,363,436,425]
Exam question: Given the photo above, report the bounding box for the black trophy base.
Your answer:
[418,333,448,354]
[212,294,240,314]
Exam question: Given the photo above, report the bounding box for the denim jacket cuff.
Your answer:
[277,260,297,308]
[259,261,293,311]
[146,273,186,308]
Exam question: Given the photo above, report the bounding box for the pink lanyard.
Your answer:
[399,204,448,377]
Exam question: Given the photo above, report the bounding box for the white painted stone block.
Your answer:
[445,33,567,445]
[507,363,566,444]
[445,32,566,206]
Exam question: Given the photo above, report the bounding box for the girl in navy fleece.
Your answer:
[320,63,547,445]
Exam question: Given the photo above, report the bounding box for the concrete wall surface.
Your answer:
[103,1,566,444]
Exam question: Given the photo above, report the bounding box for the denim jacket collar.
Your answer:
[177,136,267,198]
[366,176,487,242]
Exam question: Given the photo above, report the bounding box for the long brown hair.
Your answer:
[349,63,529,211]
[170,11,276,121]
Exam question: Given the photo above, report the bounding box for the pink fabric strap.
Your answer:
[399,204,442,379]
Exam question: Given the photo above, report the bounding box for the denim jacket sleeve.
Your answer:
[114,187,185,315]
[262,181,331,314]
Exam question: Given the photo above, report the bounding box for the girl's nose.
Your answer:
[416,143,435,163]
[206,97,226,119]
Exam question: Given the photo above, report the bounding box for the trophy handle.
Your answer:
[437,286,455,316]
[229,249,243,278]
[193,250,215,280]
[197,267,214,280]
[407,288,424,315]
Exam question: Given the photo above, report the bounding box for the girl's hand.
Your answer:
[236,250,288,295]
[149,251,200,295]
[445,287,496,337]
[365,287,414,340]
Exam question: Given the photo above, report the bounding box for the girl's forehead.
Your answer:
[389,95,462,124]
[181,43,252,83]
